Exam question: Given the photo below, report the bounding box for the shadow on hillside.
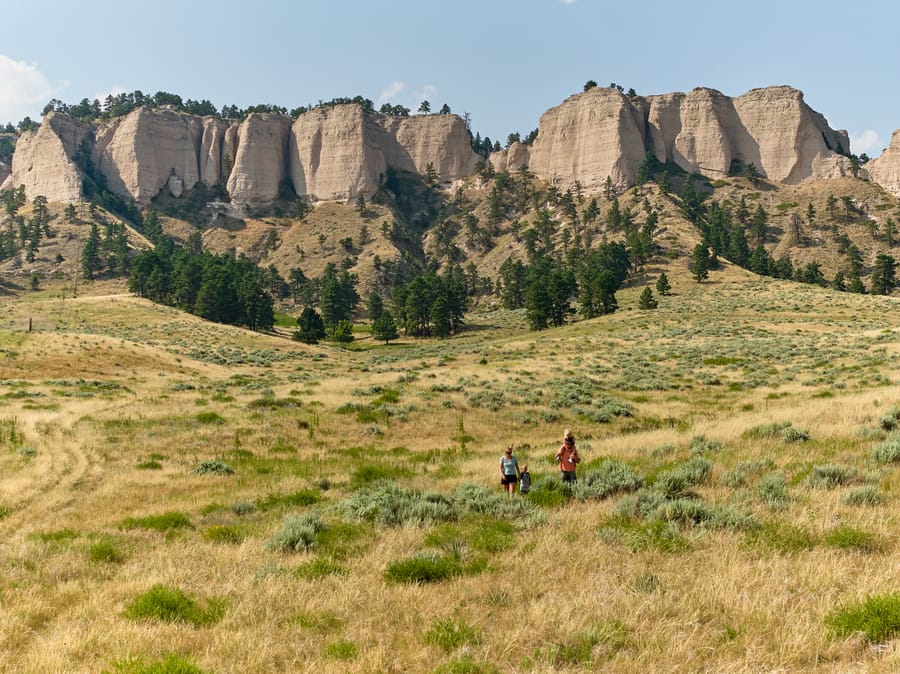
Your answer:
[0,278,24,296]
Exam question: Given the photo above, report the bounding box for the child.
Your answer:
[519,464,531,494]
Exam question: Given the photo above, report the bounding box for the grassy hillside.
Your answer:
[0,267,898,672]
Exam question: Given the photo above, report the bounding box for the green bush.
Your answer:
[841,486,883,507]
[526,475,572,508]
[193,460,234,475]
[292,558,348,579]
[573,460,644,500]
[650,457,712,499]
[744,520,816,554]
[806,464,858,489]
[826,592,900,642]
[202,525,246,545]
[124,585,225,627]
[266,513,326,553]
[425,618,482,652]
[872,435,900,464]
[89,538,125,564]
[256,489,320,511]
[194,412,224,424]
[431,658,497,674]
[119,511,192,532]
[756,473,789,510]
[722,460,770,488]
[741,421,791,439]
[823,525,882,553]
[781,426,810,443]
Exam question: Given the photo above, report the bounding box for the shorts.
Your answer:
[560,470,577,484]
[501,474,518,485]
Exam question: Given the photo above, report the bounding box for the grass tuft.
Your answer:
[825,592,900,643]
[124,585,225,627]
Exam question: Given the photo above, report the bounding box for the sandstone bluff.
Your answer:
[4,85,899,205]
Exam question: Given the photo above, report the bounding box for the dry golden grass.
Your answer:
[0,271,899,673]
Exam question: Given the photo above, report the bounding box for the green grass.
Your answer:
[119,511,193,532]
[88,538,126,563]
[124,585,226,627]
[256,489,321,511]
[425,617,482,652]
[826,592,900,642]
[823,525,882,553]
[104,653,211,674]
[202,525,247,545]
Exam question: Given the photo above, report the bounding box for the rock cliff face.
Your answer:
[92,107,204,206]
[526,87,647,193]
[862,130,900,197]
[0,160,10,189]
[289,105,478,202]
[227,113,293,207]
[516,85,852,193]
[1,112,91,202]
[2,86,878,207]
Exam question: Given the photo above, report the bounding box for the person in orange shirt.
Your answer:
[555,429,580,485]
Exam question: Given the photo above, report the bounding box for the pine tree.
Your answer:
[638,287,658,310]
[691,244,710,282]
[655,272,672,296]
[371,310,399,344]
[81,223,101,279]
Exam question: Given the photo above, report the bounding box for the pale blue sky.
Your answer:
[1,0,897,156]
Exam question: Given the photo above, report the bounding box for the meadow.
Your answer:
[0,270,898,673]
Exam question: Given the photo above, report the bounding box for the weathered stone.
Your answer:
[199,118,234,187]
[864,130,900,197]
[2,112,91,202]
[489,142,531,174]
[380,114,478,181]
[93,107,203,206]
[526,87,647,193]
[226,112,293,207]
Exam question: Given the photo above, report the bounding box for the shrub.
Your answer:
[293,558,348,579]
[806,464,858,489]
[136,460,162,470]
[256,490,320,511]
[193,460,234,475]
[431,658,497,674]
[425,617,482,652]
[650,457,712,499]
[722,460,769,488]
[756,473,789,510]
[385,551,465,584]
[119,511,192,532]
[524,475,571,508]
[124,585,225,627]
[744,520,817,554]
[573,460,644,501]
[872,435,900,464]
[231,500,256,516]
[841,486,883,507]
[203,525,246,544]
[824,525,882,553]
[781,426,810,443]
[825,592,900,642]
[89,538,125,564]
[266,513,326,553]
[690,435,724,455]
[654,498,753,530]
[194,412,224,424]
[741,421,791,439]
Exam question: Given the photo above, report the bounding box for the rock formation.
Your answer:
[526,87,647,193]
[226,112,293,207]
[862,130,900,197]
[0,160,10,189]
[1,112,91,202]
[1,86,878,207]
[92,107,204,206]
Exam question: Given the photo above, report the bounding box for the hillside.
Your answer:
[0,268,898,672]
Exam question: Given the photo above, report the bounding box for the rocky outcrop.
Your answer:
[199,118,235,187]
[93,107,203,206]
[864,130,900,197]
[226,113,292,207]
[289,105,478,201]
[289,105,386,202]
[1,112,91,201]
[3,85,860,207]
[381,114,479,181]
[0,160,10,189]
[526,87,647,193]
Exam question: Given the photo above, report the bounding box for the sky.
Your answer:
[1,0,898,157]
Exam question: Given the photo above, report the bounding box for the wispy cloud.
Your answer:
[377,81,407,106]
[849,129,884,156]
[0,54,61,124]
